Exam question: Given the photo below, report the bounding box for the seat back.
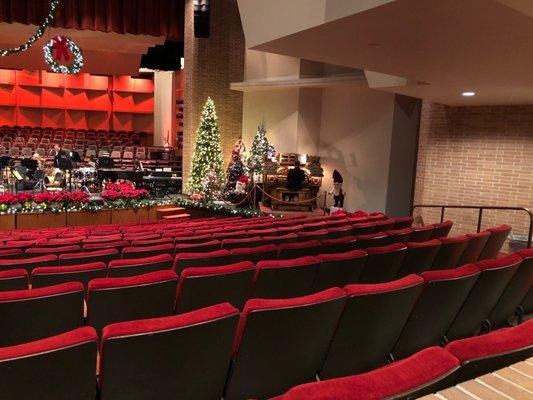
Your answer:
[394,216,414,229]
[122,243,174,259]
[87,270,178,333]
[107,254,173,277]
[320,275,424,379]
[261,233,299,246]
[392,265,480,360]
[385,228,412,244]
[355,232,389,249]
[312,250,367,292]
[359,243,407,283]
[488,249,533,328]
[175,262,255,313]
[83,240,129,253]
[59,249,119,266]
[446,320,533,382]
[326,225,353,239]
[225,288,347,400]
[230,244,278,264]
[278,240,322,259]
[32,262,107,290]
[409,225,434,242]
[276,347,459,400]
[351,222,375,236]
[297,229,329,242]
[25,245,81,258]
[175,240,222,255]
[0,269,28,291]
[221,236,263,250]
[431,236,470,270]
[446,254,522,340]
[0,254,58,274]
[319,236,358,254]
[397,240,441,278]
[100,303,239,400]
[0,282,84,346]
[0,327,98,400]
[173,250,231,275]
[457,231,491,265]
[251,256,319,299]
[478,224,512,260]
[430,220,453,239]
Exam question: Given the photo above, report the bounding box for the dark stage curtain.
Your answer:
[0,0,184,39]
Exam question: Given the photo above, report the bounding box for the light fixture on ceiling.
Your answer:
[462,91,476,97]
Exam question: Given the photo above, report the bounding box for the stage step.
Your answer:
[156,206,188,220]
[161,214,191,221]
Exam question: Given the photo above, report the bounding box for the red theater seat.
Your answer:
[393,264,481,360]
[59,249,119,266]
[173,250,231,275]
[313,250,367,292]
[221,236,263,250]
[479,224,512,260]
[175,240,221,254]
[0,248,23,259]
[458,231,491,265]
[446,320,533,382]
[0,269,28,292]
[107,254,173,277]
[320,275,424,379]
[432,235,470,270]
[385,227,412,244]
[130,237,173,246]
[359,243,407,283]
[87,270,178,333]
[175,262,255,313]
[0,282,84,346]
[262,233,299,246]
[26,245,81,258]
[394,216,414,229]
[230,244,278,264]
[446,254,522,340]
[0,254,57,274]
[0,327,98,400]
[100,303,239,400]
[82,240,129,253]
[430,220,453,239]
[319,236,358,254]
[32,262,107,290]
[278,240,322,259]
[487,248,533,328]
[373,219,396,232]
[83,234,123,244]
[409,225,434,242]
[213,230,248,240]
[355,232,389,249]
[297,229,329,242]
[173,233,212,244]
[121,243,174,259]
[251,256,319,299]
[397,240,441,278]
[225,288,347,400]
[275,347,459,400]
[326,225,354,239]
[352,222,376,236]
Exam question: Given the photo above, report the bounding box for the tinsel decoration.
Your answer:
[187,97,224,194]
[43,36,84,74]
[0,0,60,57]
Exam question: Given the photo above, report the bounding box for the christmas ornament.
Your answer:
[43,35,84,74]
[0,0,60,57]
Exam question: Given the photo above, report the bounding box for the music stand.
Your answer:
[33,169,47,193]
[98,156,114,169]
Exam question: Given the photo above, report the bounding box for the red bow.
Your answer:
[52,36,70,62]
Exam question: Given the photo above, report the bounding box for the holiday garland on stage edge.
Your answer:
[187,97,224,195]
[0,0,60,57]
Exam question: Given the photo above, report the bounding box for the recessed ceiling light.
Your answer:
[462,91,476,97]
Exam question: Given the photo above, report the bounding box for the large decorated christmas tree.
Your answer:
[247,122,275,180]
[187,97,224,195]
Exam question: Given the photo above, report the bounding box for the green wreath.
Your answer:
[43,36,84,75]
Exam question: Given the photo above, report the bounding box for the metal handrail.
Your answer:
[411,204,532,249]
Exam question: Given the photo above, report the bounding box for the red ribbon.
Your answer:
[52,36,70,62]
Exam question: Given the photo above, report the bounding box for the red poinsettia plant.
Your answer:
[102,183,149,205]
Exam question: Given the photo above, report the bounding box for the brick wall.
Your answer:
[414,101,533,249]
[182,0,245,191]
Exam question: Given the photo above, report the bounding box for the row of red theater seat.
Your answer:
[0,224,512,293]
[0,291,531,400]
[0,250,531,375]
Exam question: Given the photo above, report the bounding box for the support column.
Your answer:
[183,0,245,192]
[154,71,177,147]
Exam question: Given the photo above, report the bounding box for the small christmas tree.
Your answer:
[201,166,222,202]
[247,122,274,179]
[187,97,224,194]
[224,140,247,201]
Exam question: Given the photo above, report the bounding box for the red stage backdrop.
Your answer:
[0,69,154,133]
[0,0,184,39]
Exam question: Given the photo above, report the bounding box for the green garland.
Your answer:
[173,197,265,218]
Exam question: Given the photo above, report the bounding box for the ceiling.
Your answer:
[248,0,533,105]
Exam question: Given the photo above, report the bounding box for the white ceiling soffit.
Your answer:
[0,23,165,76]
[244,0,533,105]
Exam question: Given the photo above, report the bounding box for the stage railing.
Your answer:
[411,204,532,249]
